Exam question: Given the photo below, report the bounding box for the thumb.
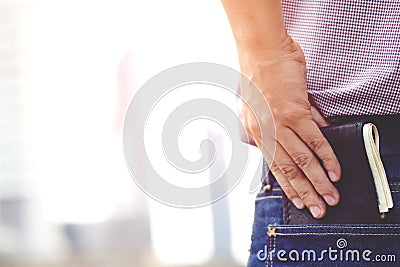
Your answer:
[310,106,329,127]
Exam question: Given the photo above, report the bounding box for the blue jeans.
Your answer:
[247,155,400,267]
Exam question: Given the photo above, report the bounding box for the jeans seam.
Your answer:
[267,235,276,267]
[275,232,400,236]
[274,225,400,229]
[273,234,276,266]
[256,196,282,201]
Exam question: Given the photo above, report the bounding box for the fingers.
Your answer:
[261,145,307,211]
[271,143,327,218]
[270,164,305,210]
[243,105,341,219]
[265,149,303,209]
[277,128,340,207]
[292,119,341,183]
[310,106,329,127]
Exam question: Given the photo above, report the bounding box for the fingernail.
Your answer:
[310,206,321,218]
[323,195,336,206]
[328,171,339,182]
[292,197,305,209]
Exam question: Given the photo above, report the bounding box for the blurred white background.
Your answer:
[0,0,263,266]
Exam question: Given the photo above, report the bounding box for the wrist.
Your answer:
[234,25,289,53]
[237,35,305,71]
[223,0,289,53]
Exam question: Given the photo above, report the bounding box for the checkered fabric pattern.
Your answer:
[282,0,400,117]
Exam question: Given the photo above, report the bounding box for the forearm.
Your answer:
[221,0,288,51]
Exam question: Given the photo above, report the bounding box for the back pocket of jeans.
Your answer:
[259,224,400,266]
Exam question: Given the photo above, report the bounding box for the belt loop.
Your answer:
[262,160,273,192]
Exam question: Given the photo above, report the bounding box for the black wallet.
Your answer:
[283,120,393,224]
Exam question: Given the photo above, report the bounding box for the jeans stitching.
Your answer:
[275,232,400,236]
[268,233,273,267]
[256,196,282,201]
[272,234,276,266]
[274,225,400,229]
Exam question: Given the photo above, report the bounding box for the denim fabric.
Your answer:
[247,155,400,267]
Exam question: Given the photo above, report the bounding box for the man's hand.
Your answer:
[241,36,341,219]
[221,0,342,218]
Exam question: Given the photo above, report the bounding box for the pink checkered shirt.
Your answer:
[282,1,400,117]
